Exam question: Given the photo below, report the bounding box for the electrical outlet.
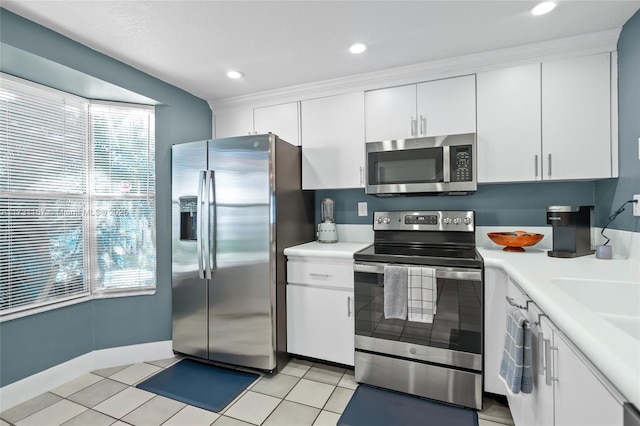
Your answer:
[358,202,368,217]
[634,194,640,216]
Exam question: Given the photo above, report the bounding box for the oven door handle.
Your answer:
[354,262,482,280]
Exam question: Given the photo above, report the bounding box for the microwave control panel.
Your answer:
[450,145,472,182]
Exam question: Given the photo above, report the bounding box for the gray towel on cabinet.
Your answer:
[499,306,532,394]
[383,264,408,319]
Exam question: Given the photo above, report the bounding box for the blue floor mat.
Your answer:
[338,385,478,426]
[136,358,259,412]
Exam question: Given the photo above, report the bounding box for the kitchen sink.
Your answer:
[550,278,640,339]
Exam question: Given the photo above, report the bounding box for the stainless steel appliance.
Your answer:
[365,133,476,196]
[171,134,314,372]
[317,198,337,243]
[546,205,594,258]
[353,210,484,409]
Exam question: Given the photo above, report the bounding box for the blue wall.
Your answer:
[595,9,640,233]
[0,9,212,386]
[316,181,595,227]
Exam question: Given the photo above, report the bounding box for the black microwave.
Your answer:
[365,133,477,196]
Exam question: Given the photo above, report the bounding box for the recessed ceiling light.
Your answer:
[226,71,243,79]
[530,1,556,16]
[349,43,367,54]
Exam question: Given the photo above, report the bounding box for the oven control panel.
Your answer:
[373,210,474,232]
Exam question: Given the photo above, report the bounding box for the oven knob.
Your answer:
[453,217,461,225]
[383,217,391,224]
[376,217,383,224]
[463,217,472,225]
[443,217,451,225]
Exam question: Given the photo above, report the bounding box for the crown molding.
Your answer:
[209,28,621,111]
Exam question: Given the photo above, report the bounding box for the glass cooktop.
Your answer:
[354,243,483,269]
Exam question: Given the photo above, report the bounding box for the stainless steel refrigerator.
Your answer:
[171,134,314,372]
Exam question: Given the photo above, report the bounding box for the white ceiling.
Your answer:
[3,1,639,102]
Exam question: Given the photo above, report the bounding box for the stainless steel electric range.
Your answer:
[353,210,484,410]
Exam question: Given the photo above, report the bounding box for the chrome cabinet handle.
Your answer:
[309,273,331,278]
[538,332,545,375]
[359,166,364,187]
[419,115,425,135]
[544,338,559,386]
[347,296,352,317]
[534,155,539,178]
[544,338,552,386]
[548,154,552,177]
[410,117,417,136]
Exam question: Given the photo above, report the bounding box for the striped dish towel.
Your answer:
[499,306,532,394]
[407,267,436,323]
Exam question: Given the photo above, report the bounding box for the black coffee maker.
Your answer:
[547,205,594,258]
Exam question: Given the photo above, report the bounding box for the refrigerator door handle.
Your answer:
[203,170,212,279]
[205,170,217,279]
[197,170,206,279]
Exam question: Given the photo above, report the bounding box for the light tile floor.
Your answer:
[1,357,515,426]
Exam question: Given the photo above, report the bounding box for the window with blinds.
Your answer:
[90,102,155,291]
[0,74,156,317]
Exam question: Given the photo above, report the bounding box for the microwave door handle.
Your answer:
[443,146,451,183]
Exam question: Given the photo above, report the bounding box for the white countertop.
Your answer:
[284,241,372,259]
[479,246,640,409]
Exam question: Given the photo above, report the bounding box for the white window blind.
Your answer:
[0,75,90,313]
[90,102,155,291]
[0,74,156,317]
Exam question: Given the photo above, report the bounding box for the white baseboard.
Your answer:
[0,340,173,412]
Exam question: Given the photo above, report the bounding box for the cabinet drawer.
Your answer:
[287,259,353,289]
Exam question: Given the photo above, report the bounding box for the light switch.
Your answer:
[358,202,368,217]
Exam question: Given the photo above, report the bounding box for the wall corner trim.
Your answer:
[0,340,173,412]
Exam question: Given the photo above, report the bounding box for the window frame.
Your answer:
[0,74,157,322]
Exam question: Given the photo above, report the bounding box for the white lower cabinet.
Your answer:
[487,271,623,426]
[504,278,554,426]
[286,258,355,366]
[552,329,623,426]
[286,285,354,366]
[484,266,509,395]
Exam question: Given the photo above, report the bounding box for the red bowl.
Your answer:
[487,231,544,252]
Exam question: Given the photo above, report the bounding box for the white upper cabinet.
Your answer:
[542,52,612,180]
[477,53,615,183]
[214,102,301,145]
[301,92,365,189]
[254,101,301,146]
[214,107,254,139]
[477,63,542,183]
[417,74,476,137]
[365,75,476,142]
[364,84,416,142]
